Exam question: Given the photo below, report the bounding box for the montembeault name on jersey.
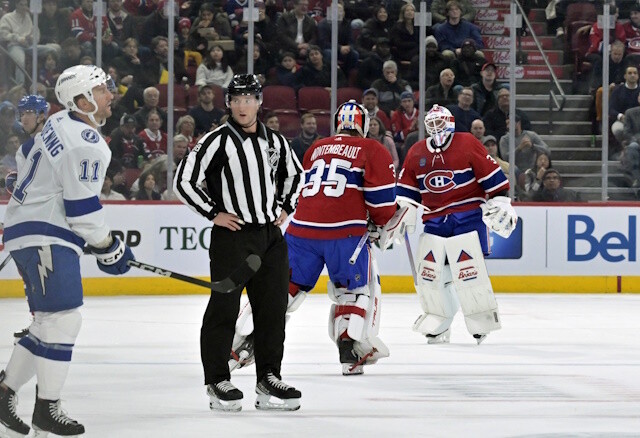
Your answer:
[42,121,64,157]
[310,144,361,161]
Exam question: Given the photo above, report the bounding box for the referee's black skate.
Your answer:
[0,371,30,438]
[31,397,84,437]
[255,372,301,411]
[207,381,243,412]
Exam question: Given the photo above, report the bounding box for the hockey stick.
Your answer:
[348,231,370,265]
[0,253,13,273]
[404,231,418,289]
[126,254,261,293]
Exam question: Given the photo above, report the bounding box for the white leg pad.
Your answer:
[444,231,501,335]
[413,233,459,335]
[234,299,254,337]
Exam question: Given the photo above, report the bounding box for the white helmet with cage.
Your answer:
[334,99,369,137]
[55,65,114,126]
[424,104,455,148]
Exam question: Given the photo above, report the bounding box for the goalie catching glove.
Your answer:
[480,196,517,238]
[90,235,135,275]
[373,202,417,250]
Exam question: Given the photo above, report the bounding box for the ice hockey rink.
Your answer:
[1,293,640,437]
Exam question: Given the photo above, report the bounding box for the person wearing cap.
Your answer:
[482,135,509,177]
[371,60,412,116]
[433,0,483,60]
[357,36,393,90]
[431,0,476,24]
[471,62,505,115]
[483,88,531,141]
[391,91,418,142]
[361,88,392,130]
[426,68,457,109]
[532,169,580,202]
[447,86,481,133]
[451,38,484,86]
[109,114,148,168]
[409,35,450,90]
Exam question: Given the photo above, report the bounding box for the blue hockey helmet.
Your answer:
[18,94,49,116]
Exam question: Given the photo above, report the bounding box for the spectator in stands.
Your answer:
[106,159,131,199]
[367,116,399,172]
[109,114,148,169]
[264,112,280,131]
[483,88,531,141]
[39,0,71,47]
[138,109,168,159]
[172,134,190,165]
[188,3,220,54]
[620,92,640,187]
[362,88,391,131]
[124,0,157,17]
[409,35,450,91]
[532,169,581,202]
[59,37,83,71]
[234,1,277,60]
[447,86,481,132]
[0,0,61,85]
[176,115,198,148]
[357,37,392,90]
[134,172,162,200]
[590,40,626,94]
[371,60,412,116]
[275,51,301,87]
[70,0,114,58]
[276,0,317,61]
[585,5,625,65]
[296,44,346,88]
[133,87,168,130]
[426,68,457,108]
[291,112,321,161]
[111,38,144,90]
[234,40,273,82]
[38,52,62,89]
[471,62,504,115]
[317,2,359,75]
[391,91,418,143]
[0,165,13,201]
[434,0,483,60]
[140,0,181,47]
[623,3,640,65]
[100,173,127,201]
[610,65,640,150]
[0,102,23,156]
[356,4,391,59]
[499,116,550,170]
[519,150,551,201]
[451,38,484,87]
[390,2,422,65]
[431,0,476,24]
[107,0,137,47]
[401,117,420,164]
[470,118,485,141]
[188,85,225,136]
[0,134,20,170]
[140,36,189,87]
[196,43,234,87]
[343,0,371,23]
[483,135,509,177]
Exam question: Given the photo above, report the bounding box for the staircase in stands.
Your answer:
[474,0,635,201]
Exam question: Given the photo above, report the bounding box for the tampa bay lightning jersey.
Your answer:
[2,111,111,254]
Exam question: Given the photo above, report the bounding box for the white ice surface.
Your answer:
[1,294,640,437]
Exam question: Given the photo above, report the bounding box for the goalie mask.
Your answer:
[334,100,369,137]
[424,104,455,148]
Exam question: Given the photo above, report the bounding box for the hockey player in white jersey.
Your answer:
[0,65,135,438]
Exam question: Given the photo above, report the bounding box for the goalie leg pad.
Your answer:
[444,231,501,336]
[413,233,459,336]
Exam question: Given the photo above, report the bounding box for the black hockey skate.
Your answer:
[338,340,363,376]
[207,381,243,412]
[425,328,451,344]
[473,333,487,344]
[32,397,84,437]
[12,328,29,346]
[0,371,30,438]
[255,372,301,411]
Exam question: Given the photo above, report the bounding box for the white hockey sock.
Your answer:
[3,343,37,392]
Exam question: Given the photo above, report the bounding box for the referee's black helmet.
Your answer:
[226,74,262,107]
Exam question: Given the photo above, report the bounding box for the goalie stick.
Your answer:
[348,231,370,265]
[404,231,418,288]
[0,254,12,273]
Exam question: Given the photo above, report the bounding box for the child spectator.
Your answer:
[195,43,234,88]
[391,91,418,142]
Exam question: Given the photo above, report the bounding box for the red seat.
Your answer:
[272,110,300,139]
[262,85,297,112]
[314,112,332,137]
[124,168,142,190]
[336,87,363,105]
[565,2,597,28]
[156,83,189,110]
[211,84,225,110]
[298,87,331,113]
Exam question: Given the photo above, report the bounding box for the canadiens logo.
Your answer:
[81,129,99,144]
[458,266,479,281]
[423,170,456,193]
[629,38,640,50]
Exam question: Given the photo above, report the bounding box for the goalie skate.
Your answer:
[473,334,487,344]
[228,335,255,372]
[207,381,243,412]
[426,328,451,344]
[338,340,364,376]
[255,373,301,411]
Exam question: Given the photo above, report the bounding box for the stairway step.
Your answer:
[530,120,591,135]
[515,79,573,95]
[516,94,591,108]
[520,107,589,122]
[477,20,546,36]
[553,160,622,173]
[496,64,573,80]
[483,35,558,50]
[547,147,603,160]
[528,8,546,22]
[485,49,564,65]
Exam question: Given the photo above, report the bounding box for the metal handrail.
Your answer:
[0,44,33,89]
[513,0,566,111]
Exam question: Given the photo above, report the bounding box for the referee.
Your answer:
[174,74,303,411]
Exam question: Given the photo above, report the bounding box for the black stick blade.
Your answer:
[211,254,262,293]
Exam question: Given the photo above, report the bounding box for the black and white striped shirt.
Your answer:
[174,118,303,224]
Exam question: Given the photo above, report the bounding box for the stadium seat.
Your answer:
[565,2,597,28]
[273,110,300,139]
[314,112,332,137]
[337,87,364,105]
[298,87,331,113]
[570,20,594,82]
[124,168,142,190]
[262,85,297,112]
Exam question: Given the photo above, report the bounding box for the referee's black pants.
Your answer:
[201,222,289,385]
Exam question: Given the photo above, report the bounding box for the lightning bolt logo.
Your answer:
[37,247,54,295]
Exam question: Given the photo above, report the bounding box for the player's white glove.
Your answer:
[377,202,417,250]
[480,196,518,238]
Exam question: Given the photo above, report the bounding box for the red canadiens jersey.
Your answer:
[287,135,397,239]
[70,9,109,43]
[623,22,640,54]
[138,129,168,159]
[397,132,509,221]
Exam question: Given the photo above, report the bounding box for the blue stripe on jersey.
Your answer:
[397,185,421,203]
[64,196,102,217]
[479,168,509,193]
[305,165,364,187]
[18,334,74,362]
[20,137,35,158]
[363,186,396,206]
[3,221,85,249]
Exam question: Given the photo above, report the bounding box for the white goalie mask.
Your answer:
[424,104,455,148]
[55,65,115,127]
